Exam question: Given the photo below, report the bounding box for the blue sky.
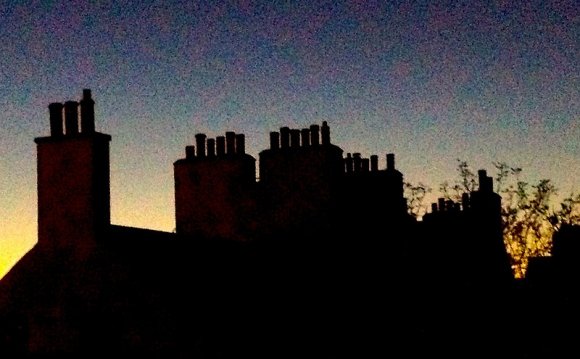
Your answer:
[0,0,578,275]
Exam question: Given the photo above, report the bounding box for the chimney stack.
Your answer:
[48,102,64,137]
[310,124,320,146]
[321,121,330,145]
[80,89,95,133]
[216,136,226,156]
[431,203,438,213]
[207,138,216,157]
[280,127,290,149]
[195,133,206,157]
[64,101,79,135]
[270,132,280,150]
[235,134,245,154]
[301,128,310,147]
[387,153,395,170]
[226,131,236,155]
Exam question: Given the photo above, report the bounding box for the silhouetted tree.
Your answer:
[407,159,580,278]
[404,182,432,219]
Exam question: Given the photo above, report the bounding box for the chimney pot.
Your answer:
[216,136,226,156]
[270,132,280,150]
[310,124,320,146]
[64,101,79,135]
[226,131,236,155]
[370,155,378,172]
[290,129,300,148]
[478,170,487,187]
[186,145,195,159]
[235,133,245,154]
[321,121,330,145]
[280,127,290,148]
[438,198,446,212]
[353,153,362,172]
[387,153,395,170]
[195,133,207,157]
[345,153,353,173]
[301,128,310,147]
[207,138,216,157]
[80,89,95,133]
[48,102,64,136]
[362,158,370,172]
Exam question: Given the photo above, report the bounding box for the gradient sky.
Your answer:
[1,0,578,277]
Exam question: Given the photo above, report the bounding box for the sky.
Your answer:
[0,0,578,277]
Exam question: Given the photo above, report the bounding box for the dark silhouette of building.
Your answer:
[0,90,550,356]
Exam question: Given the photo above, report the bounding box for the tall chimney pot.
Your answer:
[280,127,290,149]
[290,129,300,148]
[207,138,216,157]
[370,155,378,172]
[235,134,245,154]
[64,101,79,135]
[301,128,310,147]
[216,136,226,156]
[270,132,280,150]
[226,131,236,155]
[321,121,330,145]
[186,145,195,159]
[195,133,207,157]
[80,89,95,133]
[387,153,395,170]
[48,102,64,137]
[310,124,320,146]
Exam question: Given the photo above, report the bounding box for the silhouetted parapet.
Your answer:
[216,136,226,156]
[195,133,206,157]
[321,121,330,145]
[301,128,310,147]
[310,124,320,145]
[64,101,79,135]
[270,132,280,150]
[280,127,290,148]
[226,131,236,155]
[235,134,245,155]
[80,89,95,133]
[370,155,378,172]
[345,153,353,173]
[207,138,216,157]
[186,145,195,159]
[48,102,64,136]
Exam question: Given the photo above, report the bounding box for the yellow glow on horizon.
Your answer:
[0,234,36,280]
